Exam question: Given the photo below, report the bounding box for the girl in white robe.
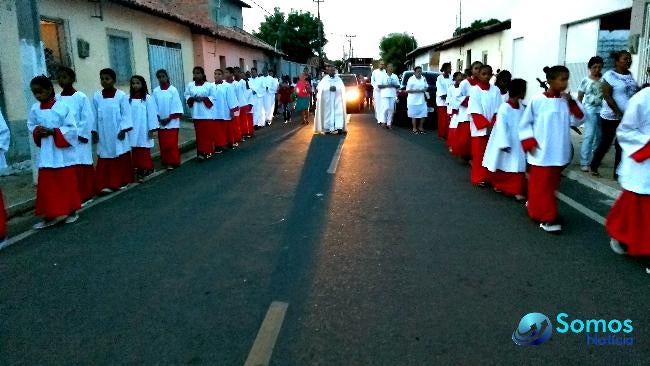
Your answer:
[27,76,81,228]
[56,67,96,204]
[435,62,453,139]
[482,78,527,200]
[128,75,159,182]
[93,68,134,194]
[519,66,585,233]
[0,110,10,240]
[447,72,465,154]
[153,69,184,170]
[468,64,502,187]
[606,86,650,256]
[185,66,216,160]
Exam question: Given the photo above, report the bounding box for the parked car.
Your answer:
[338,73,362,113]
[394,71,440,128]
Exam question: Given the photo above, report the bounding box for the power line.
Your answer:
[247,0,273,16]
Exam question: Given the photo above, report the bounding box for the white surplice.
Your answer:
[483,102,527,173]
[27,101,78,168]
[57,91,95,165]
[617,87,650,194]
[128,96,159,148]
[314,75,347,134]
[92,90,133,159]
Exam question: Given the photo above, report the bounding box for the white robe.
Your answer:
[263,76,278,120]
[0,111,9,170]
[406,76,429,118]
[212,82,239,120]
[435,74,453,107]
[57,91,95,165]
[184,81,215,120]
[447,84,463,128]
[457,79,473,124]
[92,90,133,159]
[378,73,400,124]
[152,85,184,130]
[249,76,267,126]
[129,96,159,148]
[371,68,387,121]
[483,102,527,173]
[314,75,347,133]
[233,80,249,108]
[27,101,78,168]
[616,87,650,194]
[519,93,585,167]
[467,84,502,137]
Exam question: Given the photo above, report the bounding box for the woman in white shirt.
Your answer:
[407,66,429,133]
[590,51,639,178]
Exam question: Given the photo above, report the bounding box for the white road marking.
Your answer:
[556,192,606,226]
[244,301,289,366]
[327,138,345,174]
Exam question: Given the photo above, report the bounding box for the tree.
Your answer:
[254,8,328,63]
[379,33,417,74]
[453,19,500,37]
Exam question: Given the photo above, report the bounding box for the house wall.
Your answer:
[192,34,270,81]
[438,30,512,74]
[0,1,27,122]
[414,52,431,71]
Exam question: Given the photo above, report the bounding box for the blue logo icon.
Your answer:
[513,312,553,346]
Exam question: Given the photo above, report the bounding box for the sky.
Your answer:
[243,0,514,59]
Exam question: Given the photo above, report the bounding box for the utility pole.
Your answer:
[345,34,356,59]
[313,0,324,75]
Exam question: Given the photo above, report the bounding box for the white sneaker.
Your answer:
[33,219,60,230]
[119,185,128,190]
[81,199,94,208]
[609,239,627,255]
[100,188,113,194]
[540,222,562,232]
[65,213,79,224]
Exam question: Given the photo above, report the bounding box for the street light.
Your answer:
[313,0,324,75]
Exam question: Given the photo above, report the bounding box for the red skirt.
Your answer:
[96,152,133,191]
[0,190,6,239]
[75,164,96,202]
[194,119,214,155]
[36,167,81,218]
[452,122,471,157]
[239,107,250,136]
[527,165,563,223]
[158,128,180,167]
[214,121,229,149]
[131,147,153,170]
[243,105,255,136]
[470,136,490,185]
[606,190,650,256]
[491,170,527,196]
[437,107,449,139]
[229,115,242,143]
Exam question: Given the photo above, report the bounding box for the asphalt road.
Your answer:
[0,113,648,365]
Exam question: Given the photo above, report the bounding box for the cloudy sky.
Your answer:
[243,0,514,59]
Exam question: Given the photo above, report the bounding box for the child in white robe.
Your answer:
[435,62,453,139]
[454,64,482,159]
[128,75,159,182]
[153,69,184,170]
[28,76,81,229]
[185,66,216,160]
[212,69,240,152]
[519,66,585,233]
[482,78,527,200]
[93,68,134,194]
[447,72,465,154]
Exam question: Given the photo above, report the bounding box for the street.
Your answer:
[1,112,648,365]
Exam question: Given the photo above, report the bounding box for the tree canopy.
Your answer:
[379,33,417,74]
[254,8,327,63]
[453,19,500,36]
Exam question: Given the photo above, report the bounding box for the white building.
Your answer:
[631,0,650,85]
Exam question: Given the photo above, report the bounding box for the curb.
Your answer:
[6,139,197,220]
[563,170,622,200]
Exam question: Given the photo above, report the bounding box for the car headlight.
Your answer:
[346,90,359,101]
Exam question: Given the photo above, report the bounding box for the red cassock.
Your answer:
[606,190,650,255]
[452,123,471,157]
[491,170,527,197]
[36,167,81,218]
[214,121,229,149]
[95,152,133,192]
[239,106,251,136]
[437,107,449,139]
[0,190,6,239]
[243,105,255,136]
[76,165,96,202]
[131,147,153,170]
[158,129,180,167]
[193,119,215,155]
[229,114,242,144]
[470,136,490,185]
[526,165,563,223]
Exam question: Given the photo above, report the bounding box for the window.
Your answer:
[482,51,488,65]
[40,18,71,78]
[219,56,226,69]
[239,58,245,69]
[457,59,463,72]
[107,30,134,85]
[465,49,472,69]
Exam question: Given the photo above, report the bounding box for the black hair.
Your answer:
[452,71,464,79]
[543,65,569,80]
[441,62,452,72]
[57,67,76,82]
[508,78,527,98]
[463,68,472,77]
[414,66,422,72]
[251,67,257,72]
[156,69,169,78]
[471,61,483,68]
[587,56,604,68]
[234,66,241,71]
[30,75,56,99]
[293,77,299,84]
[610,50,631,61]
[496,70,512,84]
[479,64,493,73]
[99,68,117,81]
[192,66,207,82]
[214,68,223,74]
[225,67,235,74]
[129,75,149,103]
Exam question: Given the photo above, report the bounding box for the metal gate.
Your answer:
[147,39,187,114]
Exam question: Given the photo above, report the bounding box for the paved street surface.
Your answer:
[1,113,648,365]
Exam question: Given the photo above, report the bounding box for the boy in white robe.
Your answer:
[314,65,347,134]
[371,61,387,123]
[378,64,400,130]
[447,72,465,153]
[128,75,159,182]
[263,70,279,124]
[212,69,240,152]
[482,78,527,200]
[519,66,585,233]
[153,69,184,170]
[185,66,216,160]
[233,67,252,139]
[224,68,242,146]
[455,64,482,159]
[249,68,267,128]
[93,68,134,193]
[606,87,650,256]
[436,63,453,138]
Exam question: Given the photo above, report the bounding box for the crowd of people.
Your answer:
[368,51,649,259]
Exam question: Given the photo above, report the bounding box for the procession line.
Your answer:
[244,301,289,366]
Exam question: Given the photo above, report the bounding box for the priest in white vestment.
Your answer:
[314,65,347,134]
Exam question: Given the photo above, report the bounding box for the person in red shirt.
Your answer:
[278,77,294,123]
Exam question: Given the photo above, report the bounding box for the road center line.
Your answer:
[244,301,289,366]
[327,138,345,174]
[556,192,606,226]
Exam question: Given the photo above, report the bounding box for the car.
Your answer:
[338,74,362,113]
[394,71,441,128]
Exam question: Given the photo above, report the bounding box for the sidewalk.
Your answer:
[565,128,622,200]
[1,121,197,218]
